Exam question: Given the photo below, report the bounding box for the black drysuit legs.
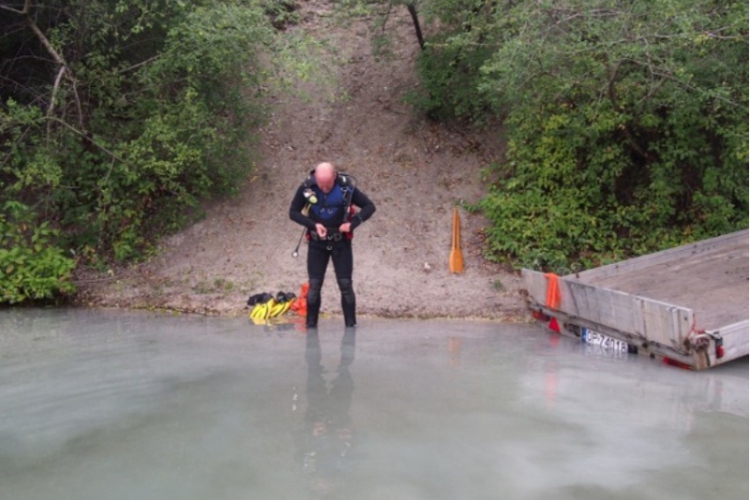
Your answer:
[306,241,356,328]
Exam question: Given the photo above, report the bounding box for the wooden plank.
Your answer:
[568,229,748,282]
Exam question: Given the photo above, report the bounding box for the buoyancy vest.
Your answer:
[309,183,348,226]
[303,173,357,240]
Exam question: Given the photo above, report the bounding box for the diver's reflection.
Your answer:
[297,328,356,498]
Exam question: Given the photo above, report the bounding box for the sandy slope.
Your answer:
[75,1,527,320]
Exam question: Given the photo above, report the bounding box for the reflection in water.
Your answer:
[447,336,461,367]
[518,328,748,419]
[295,328,356,498]
[1,311,746,500]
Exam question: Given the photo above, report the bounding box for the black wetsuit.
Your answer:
[289,174,375,327]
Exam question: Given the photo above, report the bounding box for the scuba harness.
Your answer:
[292,172,358,257]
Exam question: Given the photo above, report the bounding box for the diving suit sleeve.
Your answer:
[289,185,316,230]
[349,188,376,230]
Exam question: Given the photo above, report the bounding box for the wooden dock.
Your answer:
[522,230,749,370]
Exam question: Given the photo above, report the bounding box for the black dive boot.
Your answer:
[337,278,357,327]
[306,280,322,328]
[306,308,320,329]
[306,300,320,329]
[342,293,357,327]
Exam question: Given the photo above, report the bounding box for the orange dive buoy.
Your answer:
[290,282,309,317]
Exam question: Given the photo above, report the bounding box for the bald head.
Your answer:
[314,162,336,193]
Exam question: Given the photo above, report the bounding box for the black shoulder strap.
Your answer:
[337,172,357,190]
[337,173,357,220]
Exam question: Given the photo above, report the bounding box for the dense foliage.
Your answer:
[1,0,277,302]
[0,201,75,303]
[2,0,747,303]
[412,0,749,271]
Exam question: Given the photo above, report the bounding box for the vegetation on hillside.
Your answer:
[418,0,748,271]
[0,0,284,303]
[351,0,748,271]
[2,0,747,304]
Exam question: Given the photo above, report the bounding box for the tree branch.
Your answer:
[46,117,125,165]
[47,66,66,116]
[67,75,85,128]
[46,65,67,139]
[26,16,65,66]
[406,2,426,51]
[117,55,160,74]
[0,0,31,15]
[622,57,745,110]
[24,5,86,128]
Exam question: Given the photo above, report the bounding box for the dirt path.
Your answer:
[75,1,527,321]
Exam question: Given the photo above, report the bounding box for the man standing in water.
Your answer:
[289,162,376,328]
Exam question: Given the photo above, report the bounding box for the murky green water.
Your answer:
[1,309,747,500]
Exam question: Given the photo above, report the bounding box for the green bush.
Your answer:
[0,202,76,304]
[476,0,748,271]
[0,1,275,280]
[408,39,494,122]
[408,0,748,271]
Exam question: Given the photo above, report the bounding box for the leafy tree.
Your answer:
[0,0,279,303]
[392,0,748,270]
[475,0,748,270]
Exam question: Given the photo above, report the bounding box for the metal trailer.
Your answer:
[522,230,749,370]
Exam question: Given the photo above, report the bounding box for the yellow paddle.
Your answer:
[449,207,464,273]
